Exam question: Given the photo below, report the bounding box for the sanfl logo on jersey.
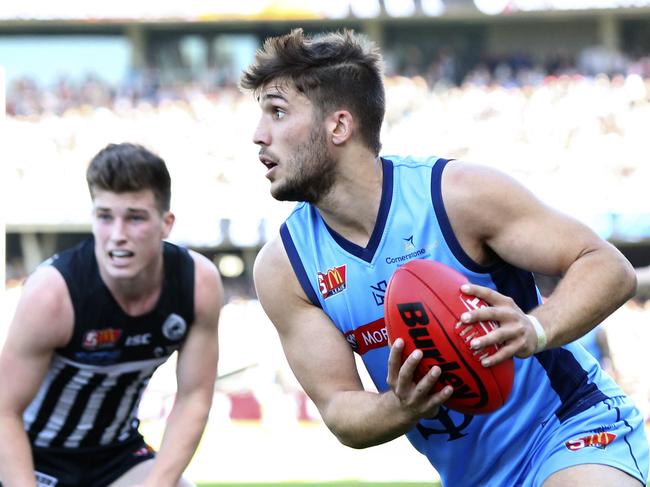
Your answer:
[317,265,347,299]
[565,432,617,451]
[82,328,122,350]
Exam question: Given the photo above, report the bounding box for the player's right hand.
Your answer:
[386,338,454,420]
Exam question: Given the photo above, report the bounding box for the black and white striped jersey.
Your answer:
[24,238,195,449]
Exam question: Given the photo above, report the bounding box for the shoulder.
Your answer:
[442,160,535,201]
[12,265,74,347]
[21,264,71,309]
[442,160,540,229]
[255,236,287,267]
[443,160,518,191]
[254,237,292,288]
[254,236,310,316]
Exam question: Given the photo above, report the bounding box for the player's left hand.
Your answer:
[458,283,541,366]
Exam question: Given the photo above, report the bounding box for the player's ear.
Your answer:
[328,110,353,146]
[162,211,175,238]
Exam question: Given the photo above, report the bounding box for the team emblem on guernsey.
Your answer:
[82,328,122,350]
[565,432,617,451]
[403,235,415,251]
[317,265,347,299]
[162,313,187,341]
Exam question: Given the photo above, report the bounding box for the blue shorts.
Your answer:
[525,395,649,486]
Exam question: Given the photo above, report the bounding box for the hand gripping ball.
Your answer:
[384,259,514,414]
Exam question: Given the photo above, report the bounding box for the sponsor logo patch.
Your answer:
[74,350,122,364]
[385,247,427,265]
[344,318,387,354]
[317,265,347,299]
[125,333,152,347]
[82,328,122,350]
[565,432,617,451]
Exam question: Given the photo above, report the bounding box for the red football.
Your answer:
[384,259,514,414]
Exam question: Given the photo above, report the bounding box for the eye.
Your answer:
[96,213,112,221]
[273,107,286,120]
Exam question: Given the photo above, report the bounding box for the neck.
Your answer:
[317,154,383,248]
[99,257,164,316]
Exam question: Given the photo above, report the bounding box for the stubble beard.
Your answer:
[272,126,337,205]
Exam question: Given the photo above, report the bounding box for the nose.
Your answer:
[253,118,270,146]
[110,218,127,242]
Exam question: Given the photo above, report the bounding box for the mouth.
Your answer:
[109,250,135,259]
[259,155,279,179]
[259,155,278,171]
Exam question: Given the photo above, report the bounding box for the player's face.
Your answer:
[253,83,337,204]
[91,189,174,281]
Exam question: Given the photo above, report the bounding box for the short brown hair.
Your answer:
[241,28,385,156]
[86,143,171,212]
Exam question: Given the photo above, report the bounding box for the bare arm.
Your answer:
[142,252,223,487]
[254,238,452,449]
[442,162,636,364]
[0,267,74,487]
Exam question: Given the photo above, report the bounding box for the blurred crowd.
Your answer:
[7,47,650,117]
[4,46,650,248]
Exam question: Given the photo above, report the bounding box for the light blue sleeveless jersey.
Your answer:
[281,156,627,486]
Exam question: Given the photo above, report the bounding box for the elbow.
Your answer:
[331,427,373,450]
[620,258,638,302]
[322,408,373,450]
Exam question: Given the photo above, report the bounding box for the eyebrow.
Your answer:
[260,92,288,103]
[94,207,149,214]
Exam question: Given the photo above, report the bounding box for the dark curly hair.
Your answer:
[241,28,385,156]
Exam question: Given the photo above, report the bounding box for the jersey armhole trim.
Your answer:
[280,223,322,308]
[430,159,502,274]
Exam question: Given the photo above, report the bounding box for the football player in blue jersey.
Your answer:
[0,143,224,487]
[241,29,649,486]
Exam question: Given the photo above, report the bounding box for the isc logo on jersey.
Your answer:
[317,265,347,299]
[125,333,152,347]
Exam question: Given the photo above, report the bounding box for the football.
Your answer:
[384,259,514,414]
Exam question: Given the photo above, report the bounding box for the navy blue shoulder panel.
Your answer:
[280,223,322,308]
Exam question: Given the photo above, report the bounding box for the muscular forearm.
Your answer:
[0,417,37,487]
[142,394,212,487]
[321,389,419,449]
[535,246,636,348]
